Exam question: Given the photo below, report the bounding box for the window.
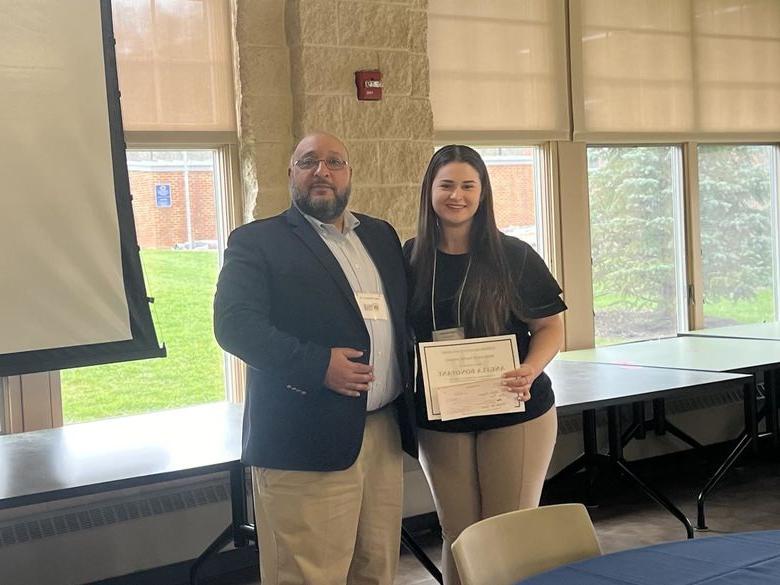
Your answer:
[698,145,779,326]
[52,0,239,425]
[60,150,229,424]
[474,146,548,256]
[588,146,686,345]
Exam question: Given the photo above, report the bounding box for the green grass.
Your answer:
[61,250,225,424]
[703,289,774,325]
[592,288,775,346]
[593,289,774,324]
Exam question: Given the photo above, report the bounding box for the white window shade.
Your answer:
[428,0,570,142]
[571,0,780,141]
[695,0,780,133]
[111,0,235,132]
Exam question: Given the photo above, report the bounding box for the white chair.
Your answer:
[451,503,602,585]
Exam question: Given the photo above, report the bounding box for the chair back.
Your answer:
[451,503,601,585]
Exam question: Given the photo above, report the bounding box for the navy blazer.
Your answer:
[214,206,416,471]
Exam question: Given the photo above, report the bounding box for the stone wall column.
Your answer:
[234,0,295,219]
[235,0,432,235]
[286,0,432,237]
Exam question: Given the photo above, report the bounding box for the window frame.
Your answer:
[585,143,689,345]
[2,136,244,434]
[692,142,780,329]
[577,140,780,346]
[119,137,246,407]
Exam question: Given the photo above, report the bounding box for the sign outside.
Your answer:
[155,184,172,208]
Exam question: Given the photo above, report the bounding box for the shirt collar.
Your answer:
[299,207,360,236]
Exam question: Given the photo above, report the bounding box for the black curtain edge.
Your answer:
[0,344,167,378]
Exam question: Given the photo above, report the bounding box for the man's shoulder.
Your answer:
[353,211,386,228]
[353,212,397,238]
[229,212,291,241]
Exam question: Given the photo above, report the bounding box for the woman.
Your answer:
[404,145,566,585]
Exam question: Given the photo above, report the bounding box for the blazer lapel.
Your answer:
[285,207,364,323]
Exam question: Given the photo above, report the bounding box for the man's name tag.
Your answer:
[356,292,389,320]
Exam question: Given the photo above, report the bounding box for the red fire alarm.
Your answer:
[355,70,383,101]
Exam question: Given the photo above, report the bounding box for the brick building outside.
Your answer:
[483,150,538,248]
[129,157,218,250]
[485,158,535,231]
[128,152,536,251]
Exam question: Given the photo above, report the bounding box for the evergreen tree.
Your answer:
[588,145,773,338]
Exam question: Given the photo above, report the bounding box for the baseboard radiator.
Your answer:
[0,477,231,549]
[557,385,745,435]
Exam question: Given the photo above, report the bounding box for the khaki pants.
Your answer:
[418,407,558,585]
[252,408,403,585]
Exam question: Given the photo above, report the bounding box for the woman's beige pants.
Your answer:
[418,406,558,585]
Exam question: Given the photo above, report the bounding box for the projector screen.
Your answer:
[0,0,164,376]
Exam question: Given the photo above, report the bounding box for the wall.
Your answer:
[0,476,233,585]
[235,0,433,238]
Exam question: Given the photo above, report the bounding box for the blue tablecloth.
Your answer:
[521,530,780,584]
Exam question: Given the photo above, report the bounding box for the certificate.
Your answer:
[418,334,523,421]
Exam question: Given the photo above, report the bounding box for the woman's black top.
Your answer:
[403,235,567,433]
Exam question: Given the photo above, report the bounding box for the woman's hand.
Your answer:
[501,364,539,402]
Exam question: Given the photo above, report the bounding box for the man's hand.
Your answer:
[324,348,374,397]
[501,363,539,402]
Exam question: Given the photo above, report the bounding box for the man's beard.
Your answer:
[292,181,351,222]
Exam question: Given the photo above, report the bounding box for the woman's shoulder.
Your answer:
[499,233,534,259]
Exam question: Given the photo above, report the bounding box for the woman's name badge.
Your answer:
[432,327,465,341]
[355,292,389,320]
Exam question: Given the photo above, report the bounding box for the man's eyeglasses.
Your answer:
[294,157,349,171]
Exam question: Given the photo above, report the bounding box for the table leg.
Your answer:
[662,423,704,450]
[190,463,255,585]
[653,399,666,435]
[696,431,751,530]
[607,406,694,539]
[746,378,759,453]
[766,369,778,449]
[189,525,234,585]
[401,526,443,584]
[652,398,703,449]
[607,406,622,461]
[229,465,249,548]
[633,402,646,440]
[583,410,600,506]
[614,458,694,539]
[696,379,758,530]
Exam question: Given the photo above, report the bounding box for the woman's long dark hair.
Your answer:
[410,145,524,336]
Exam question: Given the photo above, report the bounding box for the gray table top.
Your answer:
[0,401,243,509]
[0,367,753,509]
[679,321,780,341]
[548,360,748,415]
[558,336,780,373]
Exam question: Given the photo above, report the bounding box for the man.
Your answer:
[214,132,416,585]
